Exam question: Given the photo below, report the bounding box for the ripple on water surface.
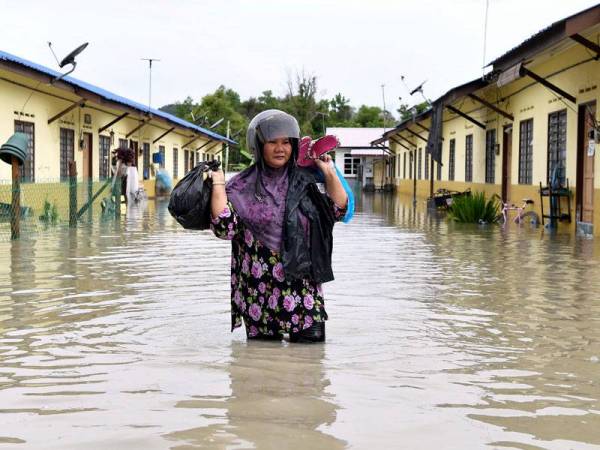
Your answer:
[0,195,600,449]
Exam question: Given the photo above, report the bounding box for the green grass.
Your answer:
[447,191,500,224]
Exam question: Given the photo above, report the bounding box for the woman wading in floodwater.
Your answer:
[210,110,348,342]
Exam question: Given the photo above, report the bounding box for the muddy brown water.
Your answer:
[1,193,600,449]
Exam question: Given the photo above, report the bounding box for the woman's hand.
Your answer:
[210,169,228,219]
[210,169,226,185]
[314,154,335,176]
[314,155,348,208]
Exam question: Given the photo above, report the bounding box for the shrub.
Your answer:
[39,199,59,224]
[447,192,500,224]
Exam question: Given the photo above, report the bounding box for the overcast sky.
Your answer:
[1,0,597,118]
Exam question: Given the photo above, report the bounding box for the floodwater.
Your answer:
[1,193,600,450]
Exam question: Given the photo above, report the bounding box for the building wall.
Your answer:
[391,38,600,234]
[333,148,357,179]
[333,149,346,177]
[0,67,215,192]
[373,159,383,188]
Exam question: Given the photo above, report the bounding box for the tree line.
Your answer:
[160,72,428,169]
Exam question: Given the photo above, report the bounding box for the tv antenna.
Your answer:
[315,111,328,136]
[381,84,388,132]
[48,42,89,83]
[400,75,411,94]
[141,57,160,108]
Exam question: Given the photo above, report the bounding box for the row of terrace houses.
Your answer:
[0,49,234,197]
[373,4,600,235]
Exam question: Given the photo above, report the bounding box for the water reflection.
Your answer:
[1,193,600,449]
[426,196,599,448]
[167,341,344,449]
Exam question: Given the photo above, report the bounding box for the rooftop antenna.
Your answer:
[400,75,412,95]
[141,57,160,109]
[381,84,387,132]
[47,42,89,83]
[48,42,61,66]
[315,111,328,136]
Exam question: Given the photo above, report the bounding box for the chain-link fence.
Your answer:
[0,177,123,241]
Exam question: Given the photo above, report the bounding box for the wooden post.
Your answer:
[10,156,20,240]
[430,157,434,197]
[113,176,121,218]
[87,177,93,220]
[69,161,77,227]
[413,150,417,207]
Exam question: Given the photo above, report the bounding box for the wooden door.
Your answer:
[502,125,513,202]
[579,102,596,223]
[82,132,93,178]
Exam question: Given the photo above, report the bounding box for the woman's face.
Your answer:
[262,137,292,169]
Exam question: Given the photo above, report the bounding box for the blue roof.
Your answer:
[0,49,236,145]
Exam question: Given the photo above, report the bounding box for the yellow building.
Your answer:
[0,49,233,199]
[375,5,600,235]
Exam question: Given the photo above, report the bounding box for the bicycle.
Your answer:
[498,198,540,226]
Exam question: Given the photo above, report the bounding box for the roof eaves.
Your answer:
[486,4,600,71]
[370,107,432,145]
[487,22,566,71]
[0,49,236,145]
[433,77,488,106]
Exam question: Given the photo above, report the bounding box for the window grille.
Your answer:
[60,128,74,180]
[99,135,111,179]
[465,135,473,182]
[485,129,496,184]
[547,110,566,186]
[14,120,35,181]
[519,119,533,184]
[448,139,455,181]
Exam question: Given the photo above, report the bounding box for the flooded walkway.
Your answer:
[1,194,600,449]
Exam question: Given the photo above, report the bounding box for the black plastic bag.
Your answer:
[168,160,221,230]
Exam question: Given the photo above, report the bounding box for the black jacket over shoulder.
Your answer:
[282,168,336,284]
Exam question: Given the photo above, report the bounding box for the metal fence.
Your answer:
[0,176,123,241]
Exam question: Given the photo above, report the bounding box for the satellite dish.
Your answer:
[59,42,88,68]
[47,42,89,84]
[409,79,432,106]
[409,80,427,96]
